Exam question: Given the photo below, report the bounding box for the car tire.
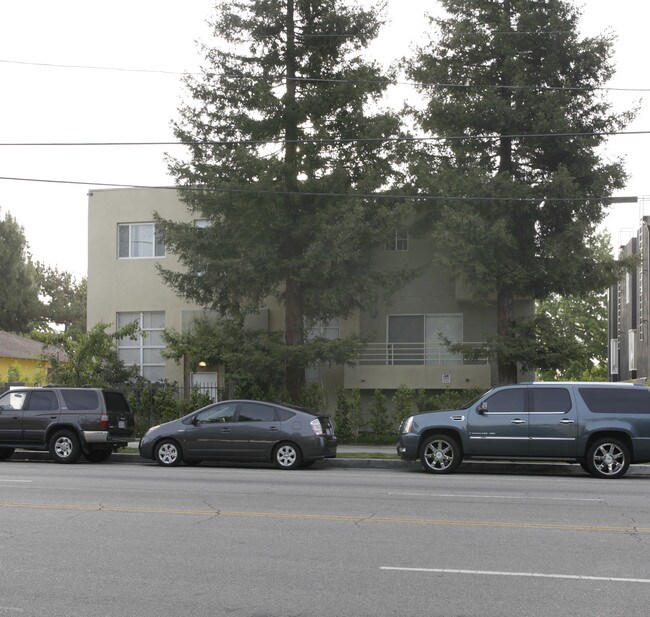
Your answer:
[49,430,82,464]
[585,437,630,479]
[155,439,182,467]
[273,442,302,470]
[84,448,113,463]
[419,434,462,474]
[0,447,15,461]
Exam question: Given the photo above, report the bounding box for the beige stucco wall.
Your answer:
[87,188,526,399]
[87,187,205,384]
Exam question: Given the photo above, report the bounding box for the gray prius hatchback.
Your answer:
[139,399,337,469]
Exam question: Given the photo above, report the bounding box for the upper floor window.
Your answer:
[386,229,409,252]
[118,223,165,259]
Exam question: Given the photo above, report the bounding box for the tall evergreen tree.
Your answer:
[405,0,634,382]
[0,210,40,333]
[158,0,407,400]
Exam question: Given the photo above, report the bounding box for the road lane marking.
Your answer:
[0,501,648,533]
[380,567,650,584]
[0,480,32,483]
[387,492,602,502]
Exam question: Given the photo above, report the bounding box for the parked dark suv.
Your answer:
[0,387,136,463]
[397,382,650,478]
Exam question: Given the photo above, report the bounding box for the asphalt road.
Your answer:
[1,459,650,617]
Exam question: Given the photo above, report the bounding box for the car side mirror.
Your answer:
[476,402,488,415]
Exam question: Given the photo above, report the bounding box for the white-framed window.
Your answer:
[625,271,632,305]
[118,223,165,259]
[610,338,619,375]
[307,317,340,340]
[628,329,637,371]
[385,229,409,252]
[305,318,340,383]
[117,311,166,381]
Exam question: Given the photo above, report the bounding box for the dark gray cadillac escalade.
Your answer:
[397,382,650,478]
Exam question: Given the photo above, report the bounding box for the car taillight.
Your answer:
[100,413,109,430]
[310,418,323,436]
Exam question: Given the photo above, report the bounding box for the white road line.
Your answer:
[387,492,601,502]
[0,607,24,613]
[381,567,650,583]
[0,479,32,483]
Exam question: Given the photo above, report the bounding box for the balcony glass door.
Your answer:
[425,314,462,365]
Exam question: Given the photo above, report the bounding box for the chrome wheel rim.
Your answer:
[276,445,297,467]
[55,437,74,459]
[593,443,625,476]
[158,443,178,465]
[423,440,454,470]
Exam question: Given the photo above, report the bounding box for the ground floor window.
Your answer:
[117,311,166,381]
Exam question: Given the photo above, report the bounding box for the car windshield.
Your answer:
[459,390,491,410]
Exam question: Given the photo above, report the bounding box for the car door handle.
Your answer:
[268,427,279,432]
[220,428,232,433]
[560,419,575,424]
[510,419,526,424]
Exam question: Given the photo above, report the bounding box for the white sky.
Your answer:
[0,0,648,281]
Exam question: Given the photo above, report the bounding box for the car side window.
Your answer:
[238,403,277,422]
[61,390,100,410]
[195,403,237,423]
[482,388,526,413]
[0,391,27,411]
[275,408,296,421]
[26,391,59,411]
[530,388,572,413]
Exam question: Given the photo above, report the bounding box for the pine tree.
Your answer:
[405,0,634,382]
[158,0,407,400]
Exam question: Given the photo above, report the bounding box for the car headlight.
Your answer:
[400,416,414,434]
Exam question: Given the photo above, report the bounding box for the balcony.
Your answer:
[343,342,492,391]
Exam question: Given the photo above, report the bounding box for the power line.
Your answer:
[0,176,636,205]
[0,129,648,148]
[2,58,647,93]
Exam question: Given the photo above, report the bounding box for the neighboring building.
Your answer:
[0,330,64,384]
[87,188,533,410]
[609,216,650,381]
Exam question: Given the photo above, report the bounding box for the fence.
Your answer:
[355,342,489,366]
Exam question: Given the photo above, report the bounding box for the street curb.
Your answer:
[7,450,650,475]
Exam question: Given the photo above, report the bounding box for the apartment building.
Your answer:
[87,187,529,407]
[609,217,650,381]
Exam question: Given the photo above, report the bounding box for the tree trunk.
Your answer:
[282,0,305,401]
[496,287,518,384]
[285,277,305,400]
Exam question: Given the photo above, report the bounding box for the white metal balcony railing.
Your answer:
[356,342,489,366]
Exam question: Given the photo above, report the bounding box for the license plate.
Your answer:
[118,420,126,429]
